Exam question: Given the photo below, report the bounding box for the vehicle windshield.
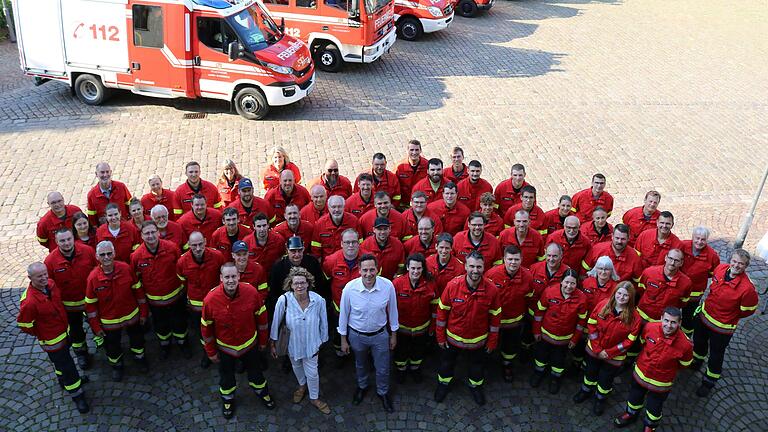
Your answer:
[364,0,389,15]
[226,3,282,52]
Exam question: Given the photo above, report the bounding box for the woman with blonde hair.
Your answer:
[573,281,641,416]
[269,267,329,414]
[261,146,302,190]
[217,159,243,206]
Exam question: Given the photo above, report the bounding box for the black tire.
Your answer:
[233,87,269,120]
[457,0,478,17]
[73,74,110,105]
[313,43,343,73]
[397,17,423,42]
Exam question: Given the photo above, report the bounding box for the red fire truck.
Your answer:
[394,0,453,41]
[11,0,315,119]
[262,0,397,72]
[452,0,492,18]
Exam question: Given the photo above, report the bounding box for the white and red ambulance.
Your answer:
[11,0,315,119]
[393,0,453,41]
[262,0,397,72]
[452,0,492,18]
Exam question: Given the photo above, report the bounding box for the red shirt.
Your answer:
[452,230,502,267]
[456,178,493,211]
[580,277,617,315]
[354,170,402,207]
[427,200,471,236]
[244,231,286,273]
[260,162,301,191]
[273,220,314,251]
[637,266,692,322]
[226,197,273,227]
[131,240,183,307]
[393,275,437,334]
[462,212,504,237]
[216,177,241,207]
[86,180,132,226]
[85,262,148,335]
[542,208,568,242]
[622,206,660,246]
[395,157,429,206]
[580,222,613,245]
[300,205,326,225]
[96,221,141,263]
[533,285,588,345]
[411,177,444,204]
[426,254,465,297]
[360,236,405,279]
[680,241,720,299]
[310,212,359,259]
[264,185,311,225]
[586,299,642,363]
[201,283,269,357]
[529,261,570,311]
[177,208,223,244]
[498,228,544,269]
[633,323,692,392]
[173,180,223,216]
[436,276,501,350]
[700,264,758,335]
[345,192,375,218]
[17,281,70,351]
[443,164,468,184]
[402,208,444,239]
[503,204,547,235]
[322,250,360,312]
[404,236,437,258]
[140,189,177,221]
[238,262,269,305]
[308,174,353,199]
[210,225,253,256]
[44,243,98,311]
[635,229,683,269]
[158,220,186,250]
[493,179,530,217]
[486,265,534,327]
[582,243,643,283]
[570,188,614,224]
[37,205,83,250]
[176,248,226,311]
[359,209,407,240]
[546,229,592,270]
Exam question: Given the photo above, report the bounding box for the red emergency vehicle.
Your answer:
[262,0,397,72]
[451,0,492,18]
[393,0,453,41]
[12,0,315,119]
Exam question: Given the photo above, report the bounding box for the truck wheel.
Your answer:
[398,17,423,41]
[74,74,111,105]
[313,43,343,73]
[233,87,269,120]
[457,0,478,17]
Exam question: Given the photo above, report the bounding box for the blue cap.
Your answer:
[238,178,254,191]
[232,240,248,253]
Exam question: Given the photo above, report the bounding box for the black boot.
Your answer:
[548,377,562,394]
[73,394,90,414]
[395,369,407,384]
[257,391,276,410]
[592,397,606,416]
[222,399,235,419]
[572,389,593,404]
[111,366,124,382]
[469,385,486,406]
[529,371,545,388]
[159,345,171,360]
[434,384,449,403]
[135,356,149,374]
[410,368,423,383]
[200,356,212,369]
[503,366,515,383]
[76,351,92,370]
[178,340,193,359]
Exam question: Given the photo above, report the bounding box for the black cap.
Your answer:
[286,236,304,250]
[374,217,390,228]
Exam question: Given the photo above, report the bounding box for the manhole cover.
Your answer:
[183,113,207,119]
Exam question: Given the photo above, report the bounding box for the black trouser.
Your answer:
[437,345,487,387]
[218,348,269,401]
[626,379,669,428]
[582,354,621,400]
[534,340,568,378]
[150,300,188,347]
[104,324,145,367]
[571,337,587,365]
[49,346,83,399]
[681,300,700,336]
[520,316,534,351]
[394,333,427,371]
[189,310,204,346]
[692,317,732,387]
[66,311,87,354]
[499,326,523,366]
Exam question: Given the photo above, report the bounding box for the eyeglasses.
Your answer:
[342,241,358,245]
[97,252,114,257]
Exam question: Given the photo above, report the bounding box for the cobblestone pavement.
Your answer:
[1,0,767,430]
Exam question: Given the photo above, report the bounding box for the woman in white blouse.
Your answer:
[269,267,330,414]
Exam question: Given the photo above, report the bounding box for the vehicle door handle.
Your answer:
[322,26,329,31]
[193,56,201,66]
[131,62,140,70]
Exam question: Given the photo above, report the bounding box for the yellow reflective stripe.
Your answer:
[36,236,48,243]
[537,229,547,235]
[570,207,577,212]
[536,255,545,261]
[493,259,502,266]
[587,318,598,324]
[542,327,572,341]
[256,304,266,316]
[220,386,236,395]
[213,201,224,209]
[20,289,28,302]
[311,241,322,248]
[101,307,139,325]
[201,318,214,326]
[489,307,501,316]
[173,209,183,215]
[86,209,97,215]
[627,333,638,341]
[18,321,34,329]
[64,379,82,391]
[402,235,413,241]
[701,306,737,330]
[62,299,85,307]
[400,320,430,332]
[637,283,646,289]
[132,282,142,290]
[634,365,672,388]
[84,297,98,304]
[217,331,257,352]
[41,331,68,346]
[145,285,184,302]
[257,283,268,291]
[637,308,658,323]
[537,300,546,311]
[189,299,203,307]
[578,312,587,319]
[582,260,591,271]
[438,299,451,310]
[446,329,487,344]
[177,274,187,281]
[741,304,758,312]
[132,244,140,250]
[392,195,401,201]
[679,358,692,367]
[500,315,523,324]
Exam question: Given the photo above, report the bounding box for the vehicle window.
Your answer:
[197,17,237,52]
[133,5,164,48]
[297,0,317,9]
[324,0,350,12]
[263,0,289,5]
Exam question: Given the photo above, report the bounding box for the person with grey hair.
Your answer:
[150,204,185,249]
[546,215,592,270]
[311,195,359,259]
[582,256,620,310]
[141,175,177,221]
[679,226,720,336]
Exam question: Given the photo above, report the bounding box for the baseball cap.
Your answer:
[238,178,254,190]
[286,236,304,250]
[374,217,390,228]
[232,240,248,253]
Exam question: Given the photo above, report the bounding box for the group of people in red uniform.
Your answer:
[20,141,760,431]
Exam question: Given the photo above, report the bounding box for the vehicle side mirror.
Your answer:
[280,17,285,32]
[348,10,359,20]
[227,41,241,61]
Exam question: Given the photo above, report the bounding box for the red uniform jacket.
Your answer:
[503,204,547,235]
[586,299,642,365]
[177,208,223,244]
[216,177,240,207]
[493,179,530,217]
[404,236,437,258]
[570,188,614,224]
[85,262,148,335]
[436,276,501,350]
[637,266,692,322]
[395,157,429,206]
[96,221,140,263]
[308,174,353,199]
[452,231,502,268]
[546,229,592,271]
[273,220,314,251]
[344,192,375,218]
[322,250,360,312]
[310,212,359,259]
[360,236,405,280]
[359,209,407,240]
[140,189,177,221]
[443,164,468,184]
[37,205,82,250]
[158,220,186,250]
[463,212,504,237]
[426,254,465,297]
[622,206,659,246]
[579,222,613,245]
[226,197,273,227]
[700,264,758,335]
[210,225,254,256]
[299,205,326,225]
[498,228,544,269]
[486,265,534,328]
[427,200,471,236]
[582,243,643,283]
[402,208,444,240]
[457,178,493,211]
[131,240,183,307]
[411,177,444,204]
[393,274,437,335]
[635,229,683,269]
[173,180,223,216]
[201,283,269,358]
[580,277,617,315]
[680,241,720,299]
[176,248,227,312]
[239,262,269,305]
[354,169,402,208]
[44,243,98,311]
[260,162,302,191]
[86,180,132,226]
[633,323,693,392]
[264,185,311,225]
[529,261,570,314]
[17,281,70,352]
[534,285,588,345]
[542,208,567,242]
[244,231,286,272]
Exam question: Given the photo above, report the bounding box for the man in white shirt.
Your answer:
[339,254,399,413]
